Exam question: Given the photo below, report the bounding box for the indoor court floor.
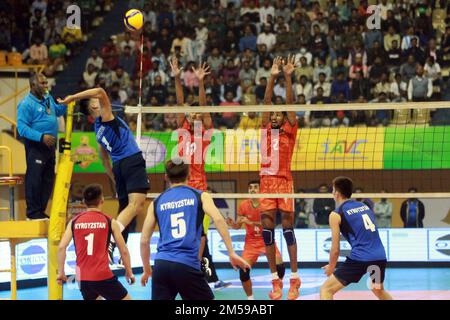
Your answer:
[1,268,450,300]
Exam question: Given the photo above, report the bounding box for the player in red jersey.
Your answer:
[170,57,230,290]
[57,184,135,300]
[226,180,285,300]
[260,56,300,300]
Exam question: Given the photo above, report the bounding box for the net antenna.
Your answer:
[136,32,144,148]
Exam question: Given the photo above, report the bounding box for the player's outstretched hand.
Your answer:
[321,264,333,277]
[57,95,74,105]
[270,56,283,77]
[229,252,251,271]
[193,62,211,81]
[169,57,183,77]
[140,269,152,287]
[126,272,135,285]
[283,54,296,76]
[57,273,68,286]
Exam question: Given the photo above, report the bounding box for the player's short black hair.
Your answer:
[333,176,353,199]
[248,180,260,186]
[83,184,103,206]
[165,158,189,183]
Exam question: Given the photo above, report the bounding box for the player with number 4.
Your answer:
[320,177,392,300]
[259,55,300,300]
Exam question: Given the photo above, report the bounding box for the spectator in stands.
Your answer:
[350,70,371,101]
[274,76,288,101]
[364,27,383,50]
[386,39,402,71]
[45,34,67,76]
[400,54,417,82]
[354,187,374,210]
[257,23,277,53]
[147,75,168,106]
[101,38,120,70]
[259,0,275,25]
[220,59,240,84]
[110,66,131,91]
[347,39,367,67]
[17,73,67,220]
[255,57,272,85]
[28,37,48,65]
[83,63,98,89]
[29,8,47,30]
[349,53,368,80]
[367,40,387,66]
[254,76,267,103]
[400,188,425,228]
[239,25,257,52]
[310,24,328,61]
[239,60,256,94]
[401,26,419,51]
[332,55,348,79]
[295,56,313,83]
[216,91,240,129]
[97,61,112,86]
[313,57,332,83]
[384,25,401,51]
[310,87,332,127]
[424,56,442,89]
[109,81,128,106]
[136,46,153,77]
[119,46,136,78]
[61,24,83,55]
[389,73,408,102]
[374,190,393,228]
[44,18,59,46]
[85,49,103,72]
[238,111,261,130]
[120,31,136,52]
[369,92,391,126]
[330,72,350,102]
[148,59,168,86]
[408,64,432,102]
[194,18,208,58]
[313,184,335,228]
[295,75,313,103]
[404,37,425,65]
[155,27,173,57]
[31,0,47,15]
[220,75,241,103]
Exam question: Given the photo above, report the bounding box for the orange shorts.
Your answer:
[242,241,282,265]
[259,176,294,213]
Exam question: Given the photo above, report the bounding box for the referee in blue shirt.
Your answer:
[17,73,67,220]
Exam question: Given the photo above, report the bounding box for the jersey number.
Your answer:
[102,136,112,152]
[362,214,376,232]
[273,138,279,151]
[84,233,94,256]
[171,212,187,238]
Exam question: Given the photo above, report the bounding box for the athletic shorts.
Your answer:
[333,257,387,287]
[259,176,294,213]
[152,259,214,300]
[79,276,128,300]
[242,241,282,265]
[112,152,150,201]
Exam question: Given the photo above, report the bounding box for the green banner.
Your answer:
[384,126,450,169]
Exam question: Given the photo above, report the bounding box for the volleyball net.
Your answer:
[123,101,450,200]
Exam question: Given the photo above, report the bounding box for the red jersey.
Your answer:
[72,211,113,281]
[178,119,212,188]
[260,121,298,179]
[238,199,264,245]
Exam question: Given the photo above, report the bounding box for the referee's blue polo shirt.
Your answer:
[17,93,67,142]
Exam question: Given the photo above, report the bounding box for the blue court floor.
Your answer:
[1,268,450,300]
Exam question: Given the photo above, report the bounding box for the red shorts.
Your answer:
[242,241,282,265]
[259,176,294,213]
[188,180,207,191]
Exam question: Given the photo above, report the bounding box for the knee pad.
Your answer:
[283,228,296,246]
[262,229,275,246]
[276,263,286,280]
[239,268,250,282]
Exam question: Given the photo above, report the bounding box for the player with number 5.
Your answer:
[57,184,135,300]
[320,177,393,300]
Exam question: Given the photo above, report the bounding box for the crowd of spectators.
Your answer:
[0,0,112,77]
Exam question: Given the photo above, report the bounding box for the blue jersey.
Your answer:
[154,186,205,270]
[95,117,141,163]
[337,200,386,261]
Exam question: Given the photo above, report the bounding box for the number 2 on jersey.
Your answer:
[362,214,376,232]
[171,212,187,238]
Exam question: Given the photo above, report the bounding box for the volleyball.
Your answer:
[124,9,144,31]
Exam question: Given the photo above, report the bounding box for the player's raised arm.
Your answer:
[322,211,341,277]
[194,62,213,129]
[112,220,135,285]
[57,220,73,285]
[57,88,112,119]
[283,55,297,126]
[140,201,157,286]
[98,143,115,189]
[202,192,251,271]
[170,57,186,127]
[262,57,282,127]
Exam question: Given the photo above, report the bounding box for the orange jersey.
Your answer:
[238,199,264,245]
[178,119,212,186]
[260,121,298,179]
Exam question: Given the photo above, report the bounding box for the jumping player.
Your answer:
[57,184,135,300]
[226,180,285,300]
[140,159,250,300]
[58,87,150,263]
[320,177,393,300]
[170,57,229,289]
[260,56,300,300]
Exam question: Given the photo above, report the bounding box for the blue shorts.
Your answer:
[112,152,149,200]
[333,257,387,287]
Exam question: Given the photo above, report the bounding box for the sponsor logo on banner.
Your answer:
[19,245,46,275]
[66,243,77,270]
[434,234,450,256]
[322,235,352,257]
[218,234,246,257]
